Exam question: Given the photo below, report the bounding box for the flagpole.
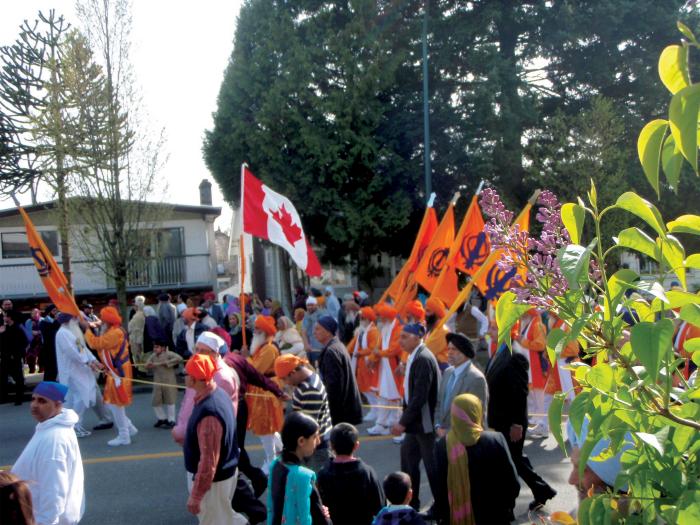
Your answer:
[240,163,248,350]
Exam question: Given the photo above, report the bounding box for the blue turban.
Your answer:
[317,315,338,335]
[402,323,426,338]
[56,313,74,324]
[567,418,634,490]
[34,381,68,403]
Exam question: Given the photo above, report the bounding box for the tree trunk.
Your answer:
[114,259,129,328]
[495,0,527,204]
[56,174,72,291]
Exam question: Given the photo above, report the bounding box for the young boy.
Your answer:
[145,339,182,427]
[372,472,426,525]
[317,423,384,525]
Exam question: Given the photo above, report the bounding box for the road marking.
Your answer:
[0,434,395,469]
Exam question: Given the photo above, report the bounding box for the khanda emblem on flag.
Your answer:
[31,247,50,278]
[460,232,489,272]
[427,247,449,277]
[483,264,518,301]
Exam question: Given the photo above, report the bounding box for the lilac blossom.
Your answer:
[479,188,572,308]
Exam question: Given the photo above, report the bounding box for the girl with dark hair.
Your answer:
[0,471,36,525]
[268,412,331,525]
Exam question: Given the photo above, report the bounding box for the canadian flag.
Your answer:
[242,166,322,276]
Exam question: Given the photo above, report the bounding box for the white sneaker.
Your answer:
[367,424,390,436]
[128,422,138,437]
[392,433,405,444]
[107,434,131,446]
[529,424,549,439]
[74,425,91,438]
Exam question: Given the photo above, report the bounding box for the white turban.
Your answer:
[196,331,225,353]
[306,296,318,305]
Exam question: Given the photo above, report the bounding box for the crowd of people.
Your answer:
[1,283,692,525]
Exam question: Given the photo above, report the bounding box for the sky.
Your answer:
[0,0,243,231]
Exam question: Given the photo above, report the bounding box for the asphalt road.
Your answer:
[0,386,578,524]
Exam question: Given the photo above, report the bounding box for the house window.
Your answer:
[1,231,59,259]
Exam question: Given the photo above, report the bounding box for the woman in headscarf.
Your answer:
[433,394,520,525]
[224,311,252,353]
[274,316,306,359]
[81,307,137,446]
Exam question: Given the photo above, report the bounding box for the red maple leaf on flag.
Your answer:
[271,204,303,245]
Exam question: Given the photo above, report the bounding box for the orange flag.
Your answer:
[381,203,438,303]
[18,206,80,316]
[472,203,531,303]
[431,196,490,306]
[414,202,456,293]
[433,200,533,334]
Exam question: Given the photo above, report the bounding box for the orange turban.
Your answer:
[274,354,307,378]
[404,300,425,321]
[185,353,216,382]
[359,306,376,322]
[376,303,398,320]
[100,306,122,326]
[254,315,277,336]
[425,297,446,318]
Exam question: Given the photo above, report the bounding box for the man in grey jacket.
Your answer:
[391,323,440,511]
[435,332,489,436]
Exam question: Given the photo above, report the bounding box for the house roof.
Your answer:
[0,199,222,219]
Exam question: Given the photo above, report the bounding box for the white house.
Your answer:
[0,195,221,301]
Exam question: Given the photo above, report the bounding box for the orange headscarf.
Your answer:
[100,306,122,326]
[404,300,425,321]
[425,297,446,318]
[274,354,308,378]
[375,303,398,320]
[185,353,216,382]
[254,315,277,336]
[360,306,377,322]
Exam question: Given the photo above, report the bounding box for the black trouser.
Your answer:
[0,358,24,404]
[400,431,439,510]
[232,475,267,524]
[236,397,267,493]
[497,425,555,503]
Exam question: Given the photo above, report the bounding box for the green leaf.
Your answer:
[636,431,665,456]
[605,269,639,320]
[656,235,687,289]
[630,319,675,382]
[677,492,700,525]
[557,239,596,290]
[680,304,700,328]
[587,363,615,392]
[615,192,667,238]
[549,392,567,453]
[684,337,700,353]
[661,134,683,190]
[615,227,658,261]
[637,119,668,195]
[677,21,698,44]
[685,253,700,269]
[668,214,700,235]
[569,391,590,437]
[652,289,700,312]
[561,203,586,245]
[668,83,700,174]
[588,179,597,210]
[495,291,529,348]
[658,45,690,94]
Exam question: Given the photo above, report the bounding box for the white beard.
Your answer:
[68,319,88,352]
[359,320,370,331]
[345,311,358,324]
[379,321,393,339]
[250,332,267,355]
